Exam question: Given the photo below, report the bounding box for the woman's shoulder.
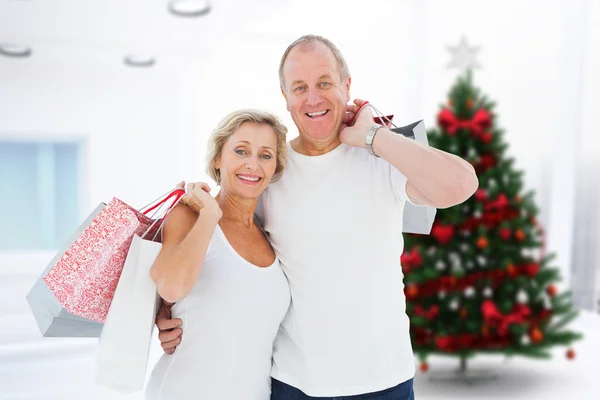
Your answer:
[161,204,198,244]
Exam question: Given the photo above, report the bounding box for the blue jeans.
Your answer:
[270,378,415,400]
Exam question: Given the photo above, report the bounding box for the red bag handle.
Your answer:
[142,189,185,216]
[346,100,395,127]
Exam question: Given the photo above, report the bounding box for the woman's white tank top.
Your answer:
[145,225,291,400]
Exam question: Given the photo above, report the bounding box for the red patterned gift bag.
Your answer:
[27,188,184,336]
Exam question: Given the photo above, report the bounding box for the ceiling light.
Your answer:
[168,0,212,17]
[0,43,32,58]
[123,55,156,67]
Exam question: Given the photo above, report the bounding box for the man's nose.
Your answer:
[306,88,323,106]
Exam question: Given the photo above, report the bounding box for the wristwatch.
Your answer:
[365,124,383,157]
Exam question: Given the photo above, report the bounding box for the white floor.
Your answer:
[2,271,599,400]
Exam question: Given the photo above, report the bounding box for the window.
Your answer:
[0,140,82,251]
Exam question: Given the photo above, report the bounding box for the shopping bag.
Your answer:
[389,119,437,235]
[26,204,106,337]
[95,234,162,393]
[350,101,437,234]
[26,189,184,337]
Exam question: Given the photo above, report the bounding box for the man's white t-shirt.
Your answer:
[257,141,420,397]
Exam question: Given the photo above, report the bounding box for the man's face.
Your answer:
[281,42,351,142]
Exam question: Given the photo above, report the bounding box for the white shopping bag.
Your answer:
[95,234,162,393]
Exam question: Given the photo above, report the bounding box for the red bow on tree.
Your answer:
[481,300,531,336]
[438,108,492,139]
[414,305,440,321]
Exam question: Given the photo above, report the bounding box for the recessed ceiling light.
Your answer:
[168,0,212,17]
[123,55,156,67]
[0,43,32,58]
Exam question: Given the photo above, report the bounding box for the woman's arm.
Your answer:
[150,200,221,303]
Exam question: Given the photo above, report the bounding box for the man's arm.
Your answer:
[156,299,182,354]
[373,129,478,208]
[340,99,479,209]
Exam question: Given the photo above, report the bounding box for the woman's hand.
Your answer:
[180,182,222,220]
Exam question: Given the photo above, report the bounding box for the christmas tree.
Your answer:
[402,70,582,373]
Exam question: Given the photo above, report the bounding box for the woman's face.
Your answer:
[215,122,278,200]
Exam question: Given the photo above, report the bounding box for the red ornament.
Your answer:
[476,236,489,249]
[530,327,544,344]
[499,227,511,240]
[432,224,455,245]
[485,194,510,212]
[401,247,423,271]
[525,263,540,277]
[466,98,474,109]
[474,189,488,201]
[547,284,558,297]
[507,264,518,277]
[481,324,489,337]
[480,132,493,144]
[460,307,468,319]
[406,284,419,299]
[435,336,455,352]
[419,362,429,372]
[515,229,526,241]
[566,348,576,360]
[450,276,458,287]
[479,153,496,170]
[515,195,522,203]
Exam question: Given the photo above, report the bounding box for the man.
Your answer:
[157,35,478,399]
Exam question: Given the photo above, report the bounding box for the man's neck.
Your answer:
[291,135,342,156]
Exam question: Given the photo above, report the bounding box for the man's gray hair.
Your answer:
[278,34,350,91]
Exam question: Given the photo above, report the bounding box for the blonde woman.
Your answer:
[145,109,290,400]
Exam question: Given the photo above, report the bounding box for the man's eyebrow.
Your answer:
[291,75,333,86]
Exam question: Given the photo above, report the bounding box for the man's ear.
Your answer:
[281,88,291,112]
[345,75,352,102]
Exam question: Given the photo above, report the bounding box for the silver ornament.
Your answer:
[464,287,475,298]
[436,260,447,270]
[516,290,529,304]
[449,298,460,311]
[477,255,487,267]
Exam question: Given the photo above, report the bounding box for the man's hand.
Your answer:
[156,298,183,355]
[339,99,378,148]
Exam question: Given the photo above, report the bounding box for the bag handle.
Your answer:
[140,189,186,241]
[346,100,398,129]
[142,189,185,217]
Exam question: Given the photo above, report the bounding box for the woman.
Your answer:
[145,109,290,400]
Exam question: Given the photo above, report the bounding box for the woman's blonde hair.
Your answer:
[205,109,288,185]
